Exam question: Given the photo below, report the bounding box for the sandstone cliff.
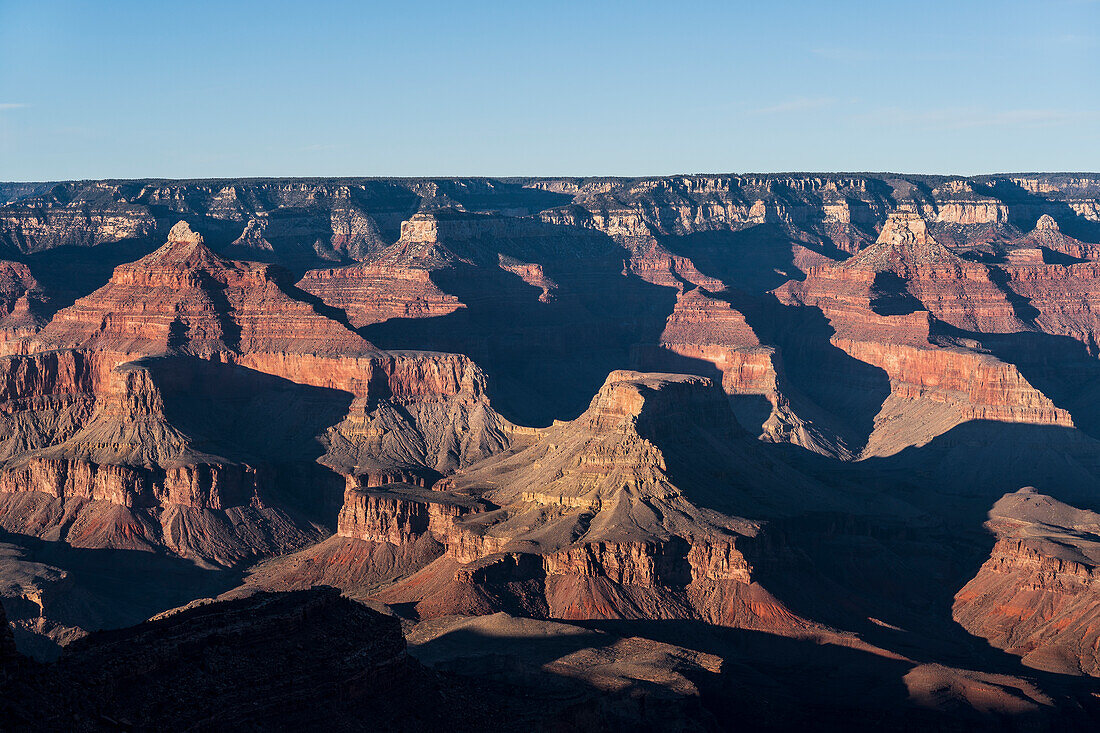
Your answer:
[954,488,1100,677]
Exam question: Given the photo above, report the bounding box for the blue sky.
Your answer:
[0,0,1097,179]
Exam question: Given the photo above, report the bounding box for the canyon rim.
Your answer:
[3,0,1100,730]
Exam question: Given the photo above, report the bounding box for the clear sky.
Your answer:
[1,0,1097,180]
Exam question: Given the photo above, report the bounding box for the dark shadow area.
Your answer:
[986,265,1041,324]
[144,356,355,521]
[360,225,681,426]
[569,617,1097,731]
[0,529,241,660]
[656,223,847,295]
[860,420,1100,510]
[1041,247,1087,264]
[934,322,1100,439]
[975,180,1100,244]
[724,290,891,451]
[652,226,890,449]
[24,237,160,315]
[196,272,243,352]
[755,419,1100,662]
[869,271,924,316]
[728,393,774,435]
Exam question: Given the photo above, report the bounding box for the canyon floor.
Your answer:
[3,174,1100,730]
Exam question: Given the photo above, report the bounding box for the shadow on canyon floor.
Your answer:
[725,421,1100,725]
[729,290,892,451]
[567,617,1097,731]
[361,256,682,427]
[655,224,851,295]
[952,328,1100,440]
[0,530,241,660]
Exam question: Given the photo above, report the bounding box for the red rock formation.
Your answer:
[296,264,462,327]
[999,262,1100,349]
[0,261,47,345]
[954,488,1100,676]
[1012,214,1100,261]
[792,209,1027,334]
[654,287,775,393]
[364,370,842,631]
[337,479,487,546]
[0,223,515,565]
[32,221,376,359]
[779,210,1071,455]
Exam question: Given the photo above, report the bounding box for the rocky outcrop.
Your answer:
[365,371,837,629]
[651,287,776,395]
[0,224,517,565]
[0,262,47,345]
[297,264,463,327]
[798,209,1029,334]
[779,210,1073,455]
[337,480,488,545]
[954,488,1100,676]
[31,221,377,358]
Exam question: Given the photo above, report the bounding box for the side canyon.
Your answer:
[3,173,1100,730]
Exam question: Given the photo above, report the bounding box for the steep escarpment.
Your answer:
[779,210,1072,456]
[2,174,1100,729]
[349,371,846,633]
[0,262,48,345]
[954,488,1100,677]
[297,208,594,327]
[4,175,1097,271]
[31,221,376,359]
[0,356,324,566]
[0,223,515,569]
[304,209,673,425]
[646,287,776,397]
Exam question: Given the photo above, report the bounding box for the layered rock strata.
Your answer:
[779,210,1072,456]
[344,371,835,632]
[954,488,1100,676]
[0,222,514,565]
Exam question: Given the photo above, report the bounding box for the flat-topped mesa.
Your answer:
[298,209,601,327]
[296,264,462,328]
[32,220,379,360]
[645,287,777,396]
[954,488,1100,677]
[583,370,743,442]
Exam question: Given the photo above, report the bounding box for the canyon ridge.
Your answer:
[3,173,1100,730]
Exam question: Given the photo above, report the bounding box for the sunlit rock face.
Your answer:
[2,175,1100,729]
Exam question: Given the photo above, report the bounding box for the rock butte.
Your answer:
[2,174,1100,729]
